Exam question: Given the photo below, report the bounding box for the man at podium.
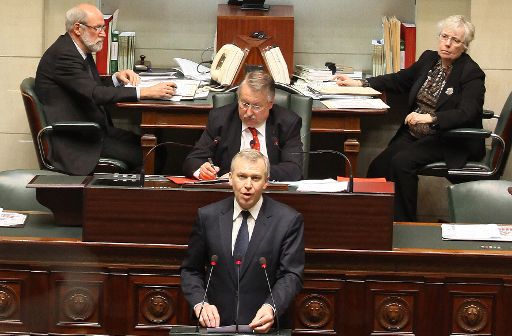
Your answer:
[180,149,304,332]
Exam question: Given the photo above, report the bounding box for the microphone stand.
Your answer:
[195,255,218,333]
[308,150,354,192]
[259,257,280,334]
[234,256,242,333]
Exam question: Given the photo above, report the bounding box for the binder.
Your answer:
[400,23,416,68]
[94,14,113,75]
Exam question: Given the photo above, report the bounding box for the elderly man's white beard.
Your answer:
[81,34,103,53]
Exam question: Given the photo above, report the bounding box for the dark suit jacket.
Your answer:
[35,33,138,175]
[368,50,486,168]
[182,103,303,181]
[180,196,304,326]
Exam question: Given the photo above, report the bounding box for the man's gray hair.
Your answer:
[65,6,88,32]
[438,15,475,48]
[230,149,270,180]
[237,71,275,102]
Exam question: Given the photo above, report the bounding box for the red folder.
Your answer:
[400,23,416,69]
[95,14,113,75]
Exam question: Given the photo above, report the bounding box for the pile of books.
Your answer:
[94,9,136,75]
[294,65,361,82]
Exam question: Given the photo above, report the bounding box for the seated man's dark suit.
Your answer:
[182,103,303,181]
[180,196,304,326]
[35,33,140,175]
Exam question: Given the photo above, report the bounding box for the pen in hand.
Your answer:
[208,158,218,178]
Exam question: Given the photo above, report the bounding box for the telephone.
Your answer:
[210,44,245,86]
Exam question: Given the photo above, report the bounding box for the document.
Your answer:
[207,325,252,333]
[321,98,389,109]
[442,224,512,242]
[307,82,381,96]
[132,78,201,101]
[287,179,348,193]
[0,208,26,228]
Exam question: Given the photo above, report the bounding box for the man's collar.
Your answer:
[232,196,264,221]
[241,122,266,137]
[71,36,87,60]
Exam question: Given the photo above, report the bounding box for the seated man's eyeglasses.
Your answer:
[79,22,107,33]
[239,100,264,112]
[438,33,464,46]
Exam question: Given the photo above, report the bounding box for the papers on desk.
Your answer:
[442,224,512,242]
[0,208,26,227]
[133,78,201,101]
[308,82,381,96]
[174,57,211,81]
[321,98,389,109]
[287,179,348,193]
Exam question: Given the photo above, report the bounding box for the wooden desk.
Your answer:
[117,95,387,176]
[0,221,511,335]
[28,175,395,250]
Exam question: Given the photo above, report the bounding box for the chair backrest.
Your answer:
[212,89,313,178]
[447,180,512,223]
[20,77,46,169]
[490,91,512,178]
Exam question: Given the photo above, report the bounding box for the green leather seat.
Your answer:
[212,89,313,178]
[0,169,65,212]
[447,180,512,223]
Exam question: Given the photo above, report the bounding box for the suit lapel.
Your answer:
[226,110,243,166]
[240,198,271,279]
[436,53,467,109]
[265,110,279,163]
[218,200,237,284]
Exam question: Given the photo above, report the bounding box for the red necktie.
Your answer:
[248,127,260,151]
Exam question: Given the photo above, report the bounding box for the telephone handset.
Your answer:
[262,46,290,84]
[210,44,245,86]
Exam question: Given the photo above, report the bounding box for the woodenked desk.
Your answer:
[0,220,511,335]
[28,175,394,250]
[116,94,387,176]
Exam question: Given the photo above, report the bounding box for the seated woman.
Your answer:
[335,15,485,221]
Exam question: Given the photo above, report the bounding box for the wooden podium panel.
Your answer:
[216,4,294,77]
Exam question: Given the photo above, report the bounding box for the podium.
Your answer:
[169,325,290,336]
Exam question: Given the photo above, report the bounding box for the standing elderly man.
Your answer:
[182,71,303,181]
[181,149,304,332]
[35,3,177,175]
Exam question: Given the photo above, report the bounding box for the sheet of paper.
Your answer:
[287,179,348,193]
[321,98,390,109]
[308,82,381,96]
[441,224,512,241]
[0,208,27,228]
[174,57,211,81]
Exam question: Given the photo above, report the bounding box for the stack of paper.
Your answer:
[287,179,348,193]
[0,208,26,228]
[118,31,136,71]
[294,65,361,82]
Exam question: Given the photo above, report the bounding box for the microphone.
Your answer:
[271,139,354,192]
[259,257,280,333]
[139,136,221,186]
[195,254,218,332]
[234,255,242,333]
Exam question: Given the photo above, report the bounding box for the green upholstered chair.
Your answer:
[419,91,512,182]
[20,77,129,174]
[212,87,313,178]
[447,180,512,223]
[0,169,65,212]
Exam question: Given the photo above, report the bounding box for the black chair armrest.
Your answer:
[482,109,495,119]
[442,128,491,139]
[51,122,101,132]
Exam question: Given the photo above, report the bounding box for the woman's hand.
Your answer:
[333,74,362,87]
[404,112,435,125]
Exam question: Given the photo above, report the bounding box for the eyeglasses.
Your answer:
[438,33,464,46]
[79,23,106,33]
[238,100,264,112]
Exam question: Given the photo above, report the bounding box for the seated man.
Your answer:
[35,3,177,175]
[180,149,304,332]
[182,71,303,181]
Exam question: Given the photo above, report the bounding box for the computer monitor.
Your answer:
[241,0,269,10]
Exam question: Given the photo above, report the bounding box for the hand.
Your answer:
[140,82,177,100]
[115,69,140,86]
[249,304,274,333]
[404,112,434,125]
[199,161,220,180]
[194,303,220,328]
[333,74,362,87]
